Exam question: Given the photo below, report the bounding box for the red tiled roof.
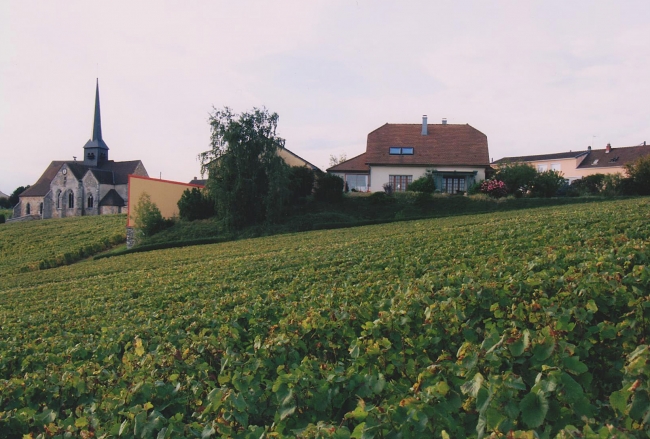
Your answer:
[577,145,650,170]
[327,153,370,173]
[364,123,489,167]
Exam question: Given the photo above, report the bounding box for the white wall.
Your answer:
[369,166,486,192]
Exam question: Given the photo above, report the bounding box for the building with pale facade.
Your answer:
[492,142,650,182]
[327,116,490,193]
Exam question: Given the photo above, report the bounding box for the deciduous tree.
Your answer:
[200,107,290,229]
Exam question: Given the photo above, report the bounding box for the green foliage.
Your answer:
[314,173,344,203]
[0,214,4,224]
[495,162,537,195]
[625,154,650,195]
[133,192,173,237]
[407,170,436,193]
[1,199,649,437]
[467,180,482,195]
[530,170,566,197]
[288,166,315,200]
[0,214,126,274]
[200,107,290,230]
[570,173,606,195]
[178,187,215,221]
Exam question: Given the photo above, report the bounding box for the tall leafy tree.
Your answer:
[199,107,289,229]
[8,185,30,206]
[625,154,650,195]
[495,162,537,195]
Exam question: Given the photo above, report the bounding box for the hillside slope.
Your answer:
[1,199,649,437]
[0,214,126,276]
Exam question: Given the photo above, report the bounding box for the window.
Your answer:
[389,147,414,155]
[346,174,368,191]
[56,190,61,209]
[537,164,548,172]
[550,163,561,171]
[68,191,74,209]
[442,177,466,194]
[26,203,31,215]
[88,194,94,208]
[389,175,412,192]
[39,203,43,215]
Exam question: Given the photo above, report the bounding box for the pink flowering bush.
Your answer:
[480,179,509,198]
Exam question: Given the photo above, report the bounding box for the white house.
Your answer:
[328,116,490,193]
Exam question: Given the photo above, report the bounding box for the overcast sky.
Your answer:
[2,1,649,193]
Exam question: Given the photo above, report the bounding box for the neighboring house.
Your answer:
[492,142,650,182]
[14,81,148,220]
[328,116,490,193]
[190,147,321,186]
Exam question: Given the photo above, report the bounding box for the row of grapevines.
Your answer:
[0,199,649,438]
[0,215,126,275]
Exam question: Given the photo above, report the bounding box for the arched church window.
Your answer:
[88,194,94,208]
[26,203,31,215]
[39,203,43,215]
[56,190,61,209]
[68,191,74,209]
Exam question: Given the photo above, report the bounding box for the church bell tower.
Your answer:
[83,79,109,167]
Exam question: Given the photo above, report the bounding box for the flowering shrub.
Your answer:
[480,179,508,198]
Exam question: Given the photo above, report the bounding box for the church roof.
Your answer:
[20,160,144,198]
[99,189,125,207]
[19,161,67,197]
[83,80,109,151]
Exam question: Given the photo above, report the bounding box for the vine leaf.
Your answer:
[520,391,549,428]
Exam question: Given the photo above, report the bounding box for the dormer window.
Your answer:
[609,156,619,163]
[389,147,414,155]
[592,159,599,165]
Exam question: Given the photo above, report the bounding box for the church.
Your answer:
[16,81,148,219]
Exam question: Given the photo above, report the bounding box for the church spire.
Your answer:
[83,78,109,167]
[92,78,103,143]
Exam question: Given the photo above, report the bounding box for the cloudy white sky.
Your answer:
[1,1,649,193]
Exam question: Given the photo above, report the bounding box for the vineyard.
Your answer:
[0,214,126,276]
[1,199,649,438]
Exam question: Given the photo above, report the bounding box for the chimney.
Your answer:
[606,143,611,153]
[442,118,447,125]
[421,115,428,135]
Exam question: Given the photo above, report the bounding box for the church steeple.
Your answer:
[83,79,109,167]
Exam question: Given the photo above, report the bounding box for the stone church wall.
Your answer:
[20,196,44,218]
[82,173,101,216]
[50,167,84,218]
[42,191,54,219]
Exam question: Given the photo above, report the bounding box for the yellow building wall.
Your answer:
[277,149,312,168]
[127,176,204,227]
